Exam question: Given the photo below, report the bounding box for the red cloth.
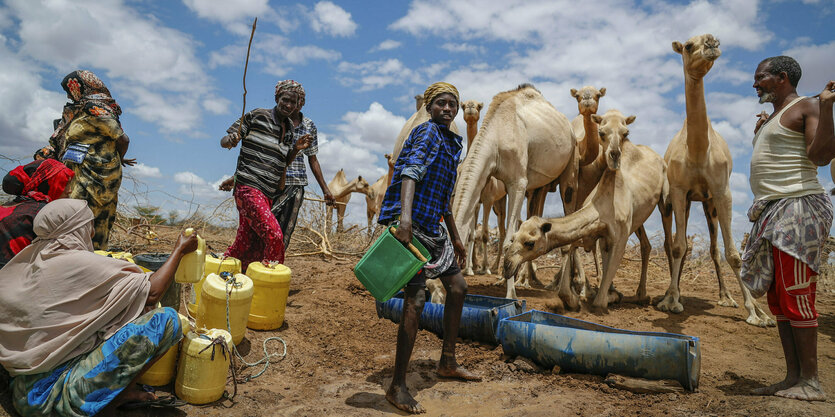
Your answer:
[767,246,818,328]
[7,159,74,201]
[224,184,285,269]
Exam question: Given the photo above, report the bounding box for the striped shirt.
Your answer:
[228,107,294,200]
[378,120,463,235]
[285,113,318,186]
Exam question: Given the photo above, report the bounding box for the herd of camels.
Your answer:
[327,33,775,328]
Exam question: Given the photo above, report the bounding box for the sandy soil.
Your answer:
[1,238,834,417]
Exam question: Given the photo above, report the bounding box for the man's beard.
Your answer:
[759,91,776,104]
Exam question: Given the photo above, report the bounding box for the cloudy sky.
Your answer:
[0,0,833,245]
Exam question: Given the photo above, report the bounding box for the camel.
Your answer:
[459,99,509,277]
[364,172,388,235]
[327,169,370,233]
[504,110,671,312]
[452,84,577,300]
[656,33,773,327]
[414,94,424,112]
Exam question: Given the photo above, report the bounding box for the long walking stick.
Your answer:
[237,18,258,139]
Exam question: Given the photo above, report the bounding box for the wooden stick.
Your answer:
[237,18,257,139]
[389,227,427,262]
[304,197,346,205]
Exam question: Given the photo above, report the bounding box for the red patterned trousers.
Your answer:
[225,184,285,269]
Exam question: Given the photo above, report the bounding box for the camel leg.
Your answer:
[464,238,475,276]
[623,226,651,305]
[502,181,528,300]
[571,248,587,296]
[590,237,626,313]
[491,196,507,274]
[657,189,689,313]
[591,241,601,277]
[478,201,492,275]
[714,191,775,327]
[702,200,737,308]
[555,248,581,311]
[337,204,346,233]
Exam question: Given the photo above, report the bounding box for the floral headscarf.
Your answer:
[50,70,122,155]
[274,79,305,108]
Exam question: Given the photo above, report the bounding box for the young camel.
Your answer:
[327,169,370,232]
[363,172,388,235]
[504,110,671,311]
[656,33,773,327]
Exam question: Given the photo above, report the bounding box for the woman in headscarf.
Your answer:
[49,70,137,250]
[0,159,75,268]
[219,79,312,268]
[0,199,198,416]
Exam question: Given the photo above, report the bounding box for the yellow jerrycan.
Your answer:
[197,272,253,345]
[174,328,232,405]
[175,228,206,283]
[246,262,292,330]
[187,254,242,317]
[137,311,192,386]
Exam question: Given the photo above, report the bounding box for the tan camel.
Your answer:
[656,34,773,327]
[414,94,424,112]
[453,84,577,300]
[364,172,388,234]
[327,169,370,232]
[460,99,509,276]
[504,110,671,311]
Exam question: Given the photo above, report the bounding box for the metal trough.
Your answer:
[376,291,526,344]
[497,310,700,391]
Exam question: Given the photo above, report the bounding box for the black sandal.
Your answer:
[119,395,187,410]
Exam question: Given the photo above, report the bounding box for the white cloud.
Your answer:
[208,33,339,76]
[128,163,163,178]
[370,39,401,52]
[202,96,232,115]
[329,102,407,154]
[182,0,268,23]
[783,40,835,96]
[337,58,450,92]
[174,171,228,200]
[442,43,485,54]
[308,1,357,37]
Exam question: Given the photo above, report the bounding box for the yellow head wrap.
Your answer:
[423,82,460,109]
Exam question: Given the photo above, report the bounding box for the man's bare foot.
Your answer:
[437,365,482,381]
[774,380,827,401]
[114,384,156,407]
[751,378,796,395]
[386,385,425,414]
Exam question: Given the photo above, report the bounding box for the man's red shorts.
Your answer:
[767,246,818,328]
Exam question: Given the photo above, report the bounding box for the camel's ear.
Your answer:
[461,102,466,110]
[540,222,552,234]
[570,88,578,98]
[477,102,483,111]
[591,114,603,124]
[672,41,683,54]
[384,153,391,159]
[598,87,606,97]
[625,115,636,125]
[358,175,363,181]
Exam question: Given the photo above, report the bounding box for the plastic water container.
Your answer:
[188,254,242,317]
[94,250,136,264]
[174,328,233,405]
[175,228,207,283]
[137,312,192,386]
[354,227,431,302]
[246,262,292,330]
[134,253,180,311]
[197,273,253,345]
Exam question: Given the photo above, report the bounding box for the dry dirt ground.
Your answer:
[2,227,834,417]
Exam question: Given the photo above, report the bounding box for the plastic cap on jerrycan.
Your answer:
[187,254,242,317]
[137,311,192,386]
[197,272,253,345]
[246,261,292,330]
[175,228,206,283]
[175,328,232,405]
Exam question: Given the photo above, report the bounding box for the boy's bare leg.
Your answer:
[775,326,826,401]
[436,272,481,381]
[386,284,427,414]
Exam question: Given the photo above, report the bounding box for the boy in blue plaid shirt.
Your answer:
[378,82,480,414]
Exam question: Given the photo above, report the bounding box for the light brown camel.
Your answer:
[364,172,388,235]
[460,99,508,277]
[414,94,424,112]
[327,169,370,233]
[504,110,671,311]
[453,84,577,300]
[656,34,773,327]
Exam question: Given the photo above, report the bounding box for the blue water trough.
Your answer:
[376,291,526,344]
[497,310,700,391]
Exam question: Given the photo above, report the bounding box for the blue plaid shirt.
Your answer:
[378,120,463,235]
[285,113,318,186]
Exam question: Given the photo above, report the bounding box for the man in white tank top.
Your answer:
[742,55,835,402]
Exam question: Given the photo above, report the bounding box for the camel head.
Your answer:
[570,86,606,116]
[591,109,635,171]
[461,100,484,124]
[355,175,370,194]
[503,216,555,280]
[673,33,721,79]
[414,94,425,112]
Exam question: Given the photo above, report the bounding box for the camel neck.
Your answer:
[333,178,358,199]
[684,76,709,158]
[581,114,600,165]
[466,121,478,150]
[546,202,606,248]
